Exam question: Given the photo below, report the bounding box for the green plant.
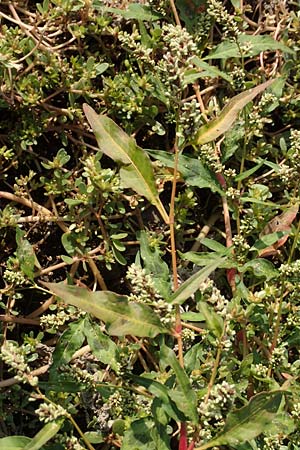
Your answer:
[1,1,300,450]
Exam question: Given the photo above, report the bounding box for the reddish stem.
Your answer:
[179,422,188,450]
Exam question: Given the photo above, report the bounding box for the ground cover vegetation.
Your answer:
[0,0,300,449]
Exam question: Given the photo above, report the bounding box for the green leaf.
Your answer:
[179,251,234,268]
[0,436,31,449]
[241,259,279,281]
[84,431,104,444]
[83,318,119,372]
[139,231,171,300]
[200,237,228,253]
[180,312,204,322]
[191,57,233,82]
[204,34,294,60]
[160,345,199,423]
[234,161,264,181]
[23,421,63,450]
[43,282,168,338]
[148,150,223,195]
[50,318,86,376]
[251,231,288,252]
[169,258,226,305]
[129,374,185,422]
[240,197,278,208]
[83,104,169,223]
[195,391,290,449]
[193,80,275,145]
[61,255,74,264]
[15,227,39,280]
[121,417,169,450]
[198,302,224,339]
[105,4,162,21]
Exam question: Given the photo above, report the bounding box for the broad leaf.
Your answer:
[193,80,275,145]
[23,421,63,450]
[148,150,223,194]
[195,391,291,449]
[168,258,226,305]
[0,436,31,449]
[16,227,40,280]
[241,259,279,281]
[43,282,168,338]
[160,345,199,423]
[83,104,169,223]
[121,417,169,450]
[83,318,119,372]
[50,318,86,377]
[204,34,294,60]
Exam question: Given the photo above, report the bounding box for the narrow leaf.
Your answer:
[160,345,199,423]
[234,161,264,181]
[192,57,233,82]
[23,421,62,450]
[198,302,224,339]
[83,104,169,223]
[179,251,234,268]
[43,282,168,338]
[193,79,275,145]
[169,258,225,305]
[195,391,288,449]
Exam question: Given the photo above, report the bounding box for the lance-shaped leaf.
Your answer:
[23,420,63,450]
[43,282,168,338]
[169,257,226,305]
[160,345,199,423]
[194,391,292,450]
[193,79,275,145]
[83,104,169,223]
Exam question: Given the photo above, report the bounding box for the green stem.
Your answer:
[204,324,226,404]
[68,414,96,450]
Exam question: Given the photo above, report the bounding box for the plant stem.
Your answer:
[268,203,300,375]
[204,325,226,404]
[169,145,184,366]
[169,0,181,27]
[68,414,96,450]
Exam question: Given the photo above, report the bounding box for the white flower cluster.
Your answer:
[207,0,241,40]
[1,341,38,386]
[197,381,236,442]
[127,263,173,325]
[35,402,67,423]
